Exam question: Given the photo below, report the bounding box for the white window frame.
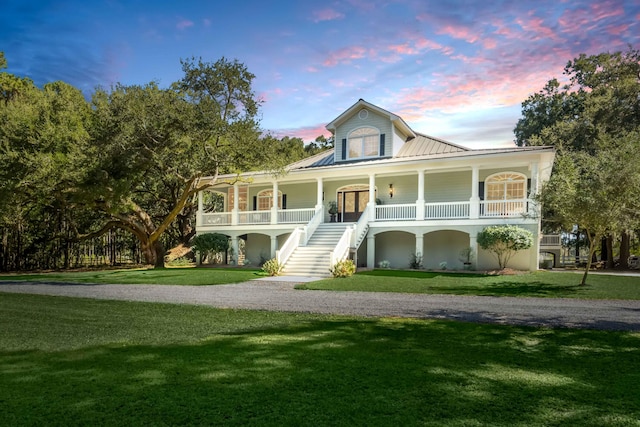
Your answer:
[485,172,527,200]
[347,126,379,159]
[257,189,283,211]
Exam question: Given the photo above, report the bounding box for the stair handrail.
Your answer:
[330,227,353,267]
[302,205,323,246]
[276,227,302,265]
[351,204,371,249]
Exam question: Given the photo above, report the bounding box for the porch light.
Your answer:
[389,183,394,198]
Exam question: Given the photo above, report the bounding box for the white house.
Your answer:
[196,99,556,276]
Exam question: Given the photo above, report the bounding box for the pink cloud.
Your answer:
[515,14,557,41]
[323,45,368,66]
[271,124,330,142]
[436,23,479,44]
[176,19,194,30]
[606,23,629,35]
[312,8,345,23]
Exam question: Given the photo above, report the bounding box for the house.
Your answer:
[195,99,556,276]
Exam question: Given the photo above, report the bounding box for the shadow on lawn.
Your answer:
[2,319,639,426]
[464,281,583,297]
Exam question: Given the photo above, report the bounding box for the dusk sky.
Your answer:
[2,1,639,148]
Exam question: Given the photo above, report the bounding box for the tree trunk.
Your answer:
[605,235,614,269]
[152,240,165,268]
[581,232,599,286]
[619,231,630,269]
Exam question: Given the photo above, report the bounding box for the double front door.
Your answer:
[337,190,369,222]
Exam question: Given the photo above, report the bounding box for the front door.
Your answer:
[338,190,369,222]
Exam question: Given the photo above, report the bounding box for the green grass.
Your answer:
[0,267,264,286]
[1,293,639,426]
[297,270,640,300]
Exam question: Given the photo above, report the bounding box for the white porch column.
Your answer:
[270,235,278,259]
[469,233,478,269]
[469,166,480,219]
[196,190,203,227]
[416,170,425,220]
[316,177,324,210]
[415,233,423,258]
[271,181,279,224]
[530,229,540,271]
[230,236,239,265]
[368,173,376,221]
[367,235,376,268]
[232,183,239,225]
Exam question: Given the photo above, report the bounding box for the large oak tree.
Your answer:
[515,47,640,270]
[85,57,278,267]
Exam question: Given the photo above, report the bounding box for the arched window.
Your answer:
[485,172,527,200]
[257,189,283,210]
[348,126,379,159]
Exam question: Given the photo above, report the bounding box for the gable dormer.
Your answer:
[326,99,415,163]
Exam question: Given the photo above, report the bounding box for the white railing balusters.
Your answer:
[424,201,470,219]
[278,208,315,224]
[330,227,353,266]
[351,205,370,248]
[276,228,302,265]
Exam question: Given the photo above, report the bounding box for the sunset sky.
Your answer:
[2,0,639,148]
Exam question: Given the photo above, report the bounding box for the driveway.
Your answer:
[2,278,640,331]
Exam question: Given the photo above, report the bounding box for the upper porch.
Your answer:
[196,164,542,232]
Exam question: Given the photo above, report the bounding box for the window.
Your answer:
[228,186,248,211]
[485,173,526,200]
[348,127,379,159]
[257,189,282,210]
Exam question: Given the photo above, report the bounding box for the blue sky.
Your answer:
[2,0,639,148]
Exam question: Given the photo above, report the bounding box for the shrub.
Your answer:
[330,259,356,278]
[477,225,533,270]
[439,261,447,270]
[262,258,283,276]
[166,257,194,267]
[409,252,423,269]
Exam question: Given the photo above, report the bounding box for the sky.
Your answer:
[1,1,639,149]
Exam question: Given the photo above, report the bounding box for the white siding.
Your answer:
[279,183,316,209]
[334,109,392,162]
[425,171,471,202]
[375,174,416,205]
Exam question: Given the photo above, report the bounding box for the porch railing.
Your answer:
[480,199,530,217]
[201,212,232,226]
[238,210,271,224]
[330,226,354,267]
[351,204,370,249]
[276,227,302,266]
[278,208,315,224]
[375,203,416,221]
[424,201,470,219]
[302,206,323,245]
[540,234,561,246]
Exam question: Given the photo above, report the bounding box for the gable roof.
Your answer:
[325,99,415,139]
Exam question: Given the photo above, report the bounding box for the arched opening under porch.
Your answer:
[374,230,415,269]
[242,232,291,266]
[422,230,470,270]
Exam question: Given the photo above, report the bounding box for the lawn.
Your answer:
[297,270,640,300]
[1,293,639,426]
[0,267,263,286]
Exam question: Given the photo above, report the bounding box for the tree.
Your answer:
[477,225,533,270]
[539,133,640,285]
[84,57,277,268]
[191,233,229,264]
[514,47,640,267]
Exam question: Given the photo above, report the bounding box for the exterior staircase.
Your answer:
[281,223,352,277]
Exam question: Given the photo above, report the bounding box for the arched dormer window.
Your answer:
[485,172,527,200]
[257,189,283,210]
[348,126,379,159]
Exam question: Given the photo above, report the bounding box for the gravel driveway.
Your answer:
[2,278,640,331]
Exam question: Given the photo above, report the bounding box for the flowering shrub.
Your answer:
[378,260,391,269]
[330,259,356,278]
[439,261,447,270]
[262,258,283,276]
